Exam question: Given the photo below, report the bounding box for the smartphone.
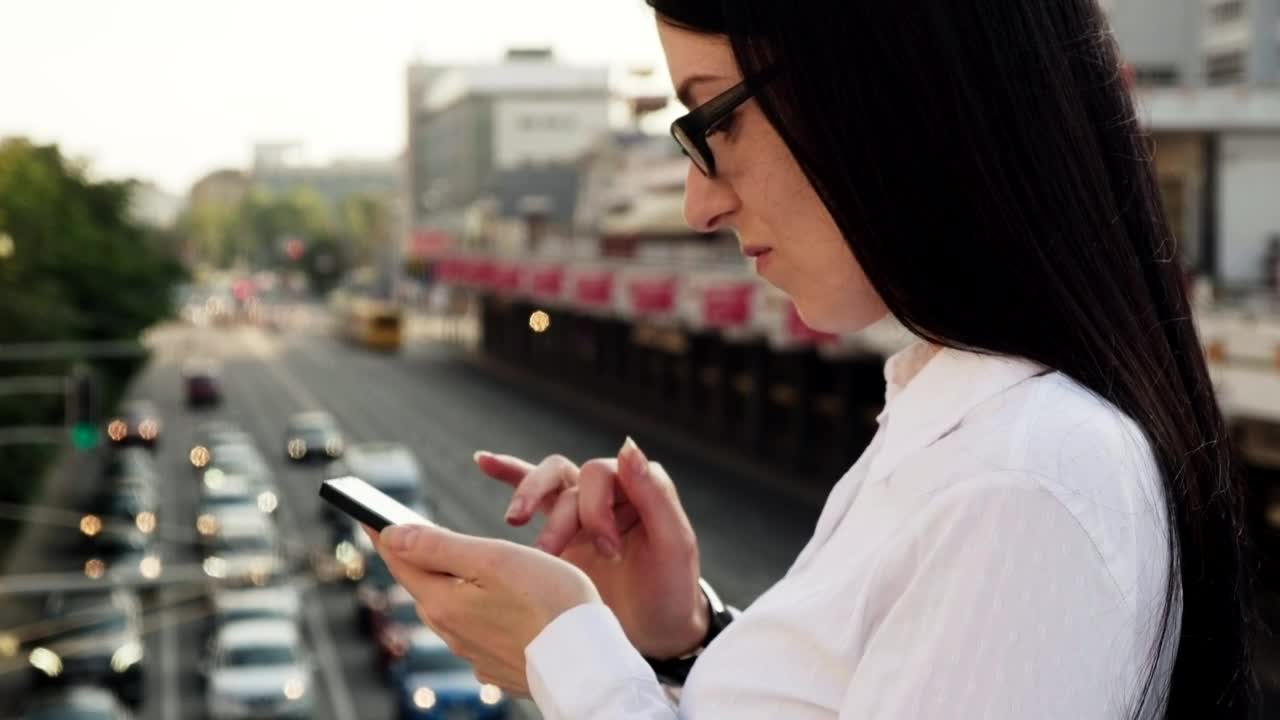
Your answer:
[319,476,435,532]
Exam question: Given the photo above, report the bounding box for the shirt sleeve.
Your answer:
[526,602,682,720]
[838,480,1152,719]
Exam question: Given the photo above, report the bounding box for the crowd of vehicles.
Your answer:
[15,368,509,719]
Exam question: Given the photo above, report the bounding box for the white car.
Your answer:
[198,471,278,522]
[204,584,303,652]
[201,512,283,587]
[210,585,302,631]
[207,442,274,490]
[203,619,314,720]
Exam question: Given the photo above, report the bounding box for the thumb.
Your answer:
[379,523,485,578]
[616,437,690,550]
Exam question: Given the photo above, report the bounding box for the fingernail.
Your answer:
[594,536,621,561]
[505,496,528,521]
[621,436,647,478]
[382,525,420,553]
[473,450,490,464]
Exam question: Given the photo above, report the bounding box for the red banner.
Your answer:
[627,276,677,316]
[573,271,614,307]
[700,283,754,328]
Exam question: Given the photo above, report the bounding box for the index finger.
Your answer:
[473,451,536,487]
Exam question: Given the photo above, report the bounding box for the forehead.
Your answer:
[657,18,739,84]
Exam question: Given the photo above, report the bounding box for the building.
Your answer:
[1104,1,1280,289]
[1138,87,1280,289]
[1200,0,1280,86]
[188,169,249,209]
[250,143,400,210]
[1104,0,1204,86]
[1105,0,1280,88]
[405,48,611,259]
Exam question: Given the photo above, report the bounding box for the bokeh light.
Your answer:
[79,514,102,537]
[107,420,128,442]
[190,445,211,468]
[135,511,156,534]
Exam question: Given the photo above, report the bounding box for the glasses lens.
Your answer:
[672,123,711,176]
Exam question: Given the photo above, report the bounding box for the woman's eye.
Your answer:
[708,113,736,138]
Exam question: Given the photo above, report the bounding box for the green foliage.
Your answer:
[0,138,184,523]
[340,192,391,266]
[180,182,392,294]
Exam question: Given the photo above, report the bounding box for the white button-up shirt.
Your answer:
[525,342,1177,719]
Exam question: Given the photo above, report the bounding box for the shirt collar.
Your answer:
[869,340,1050,485]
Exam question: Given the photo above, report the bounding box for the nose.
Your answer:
[683,163,740,234]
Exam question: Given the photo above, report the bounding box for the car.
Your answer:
[322,443,427,529]
[372,585,424,671]
[323,517,370,584]
[284,411,344,463]
[190,422,252,472]
[183,359,223,408]
[389,628,508,720]
[197,471,279,522]
[105,400,162,450]
[210,585,302,631]
[203,619,314,720]
[21,686,133,720]
[102,448,160,491]
[84,484,157,540]
[353,528,397,635]
[204,585,303,650]
[326,497,428,584]
[27,590,145,707]
[101,546,165,589]
[82,526,163,587]
[83,523,148,562]
[206,441,274,490]
[201,512,284,588]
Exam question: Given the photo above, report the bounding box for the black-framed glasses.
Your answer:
[670,69,777,178]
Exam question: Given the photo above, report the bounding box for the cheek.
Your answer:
[766,186,888,332]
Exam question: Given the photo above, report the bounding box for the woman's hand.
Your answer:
[475,438,708,659]
[371,522,600,696]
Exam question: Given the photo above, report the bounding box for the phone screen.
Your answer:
[319,476,433,531]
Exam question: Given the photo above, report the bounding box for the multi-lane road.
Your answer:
[0,312,821,719]
[5,308,1278,718]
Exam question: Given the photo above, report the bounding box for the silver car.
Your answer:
[203,619,314,720]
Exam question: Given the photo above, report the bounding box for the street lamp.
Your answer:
[0,232,14,259]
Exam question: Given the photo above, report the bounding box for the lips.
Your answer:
[742,246,772,259]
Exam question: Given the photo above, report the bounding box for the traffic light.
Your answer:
[65,366,100,451]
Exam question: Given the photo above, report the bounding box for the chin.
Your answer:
[793,298,889,335]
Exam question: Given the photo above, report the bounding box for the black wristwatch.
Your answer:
[645,578,736,686]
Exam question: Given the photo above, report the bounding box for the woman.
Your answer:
[371,1,1258,717]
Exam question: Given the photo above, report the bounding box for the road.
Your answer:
[7,308,1276,718]
[0,312,821,719]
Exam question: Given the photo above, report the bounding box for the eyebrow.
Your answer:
[675,73,725,109]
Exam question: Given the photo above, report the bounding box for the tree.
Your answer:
[233,188,332,267]
[340,193,392,266]
[0,138,184,517]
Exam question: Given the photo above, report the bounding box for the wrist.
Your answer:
[667,589,711,660]
[644,578,735,687]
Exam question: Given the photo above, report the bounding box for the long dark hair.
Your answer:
[647,0,1257,716]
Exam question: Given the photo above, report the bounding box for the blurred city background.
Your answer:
[1,1,1279,718]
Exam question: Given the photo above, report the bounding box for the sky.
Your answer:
[0,0,674,195]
